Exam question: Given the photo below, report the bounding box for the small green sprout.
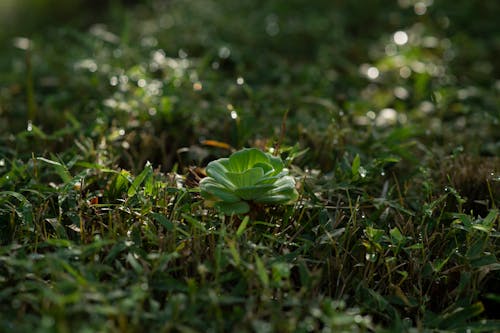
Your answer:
[199,148,299,215]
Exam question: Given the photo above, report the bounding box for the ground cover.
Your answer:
[0,0,499,332]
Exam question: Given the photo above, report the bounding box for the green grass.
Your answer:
[0,0,499,332]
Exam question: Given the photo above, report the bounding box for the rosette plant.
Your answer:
[200,148,299,215]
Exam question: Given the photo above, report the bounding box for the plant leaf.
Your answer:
[255,176,298,203]
[254,254,269,288]
[234,184,275,200]
[267,154,284,173]
[128,162,153,197]
[352,154,361,177]
[236,216,250,237]
[200,178,240,203]
[227,148,269,172]
[215,201,250,215]
[226,167,264,188]
[256,192,298,204]
[205,159,236,190]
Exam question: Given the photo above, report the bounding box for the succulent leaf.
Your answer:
[253,162,274,174]
[215,201,250,215]
[225,167,265,188]
[199,178,240,203]
[255,176,299,203]
[235,184,275,200]
[267,154,284,173]
[227,148,269,172]
[205,159,235,190]
[199,148,299,215]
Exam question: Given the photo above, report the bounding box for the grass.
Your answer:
[0,0,499,332]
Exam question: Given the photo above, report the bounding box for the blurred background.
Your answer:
[1,0,499,172]
[0,0,140,43]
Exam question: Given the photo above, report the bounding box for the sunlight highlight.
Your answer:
[393,31,408,45]
[367,67,380,80]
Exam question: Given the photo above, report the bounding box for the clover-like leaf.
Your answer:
[199,148,299,215]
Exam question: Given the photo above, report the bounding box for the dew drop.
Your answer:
[193,82,202,91]
[400,66,412,78]
[13,37,32,50]
[27,121,33,132]
[109,76,118,86]
[414,2,427,15]
[218,46,231,59]
[366,111,376,120]
[393,31,408,45]
[367,67,379,79]
[394,86,409,99]
[376,108,398,126]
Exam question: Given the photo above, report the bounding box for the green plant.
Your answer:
[200,148,299,215]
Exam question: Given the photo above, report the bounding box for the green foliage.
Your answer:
[200,148,298,214]
[0,0,499,332]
